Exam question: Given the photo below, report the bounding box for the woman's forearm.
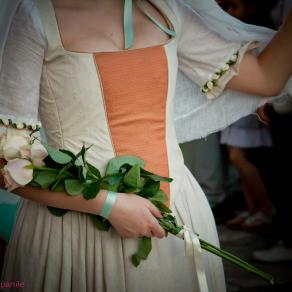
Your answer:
[257,10,292,93]
[228,10,292,96]
[0,159,107,215]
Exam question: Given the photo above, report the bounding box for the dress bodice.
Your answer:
[34,0,184,205]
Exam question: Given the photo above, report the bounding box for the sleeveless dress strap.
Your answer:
[124,0,176,49]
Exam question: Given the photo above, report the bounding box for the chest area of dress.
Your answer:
[40,43,178,117]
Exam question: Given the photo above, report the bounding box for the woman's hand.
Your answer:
[108,193,165,239]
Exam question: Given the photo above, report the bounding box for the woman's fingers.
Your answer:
[147,211,165,238]
[150,222,165,238]
[109,193,165,238]
[147,201,163,218]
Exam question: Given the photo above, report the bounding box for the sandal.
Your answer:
[226,211,250,230]
[241,211,274,230]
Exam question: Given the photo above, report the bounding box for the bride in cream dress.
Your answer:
[0,0,291,291]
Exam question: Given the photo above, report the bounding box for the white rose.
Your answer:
[30,142,48,167]
[222,64,230,71]
[207,81,214,90]
[2,129,31,160]
[1,159,33,191]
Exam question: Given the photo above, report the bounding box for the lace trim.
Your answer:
[201,51,239,99]
[0,115,41,131]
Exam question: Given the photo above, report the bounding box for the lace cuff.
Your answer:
[201,41,259,100]
[0,114,42,131]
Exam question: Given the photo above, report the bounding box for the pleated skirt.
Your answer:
[1,167,226,292]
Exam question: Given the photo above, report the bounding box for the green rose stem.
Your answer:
[158,217,274,285]
[199,239,274,284]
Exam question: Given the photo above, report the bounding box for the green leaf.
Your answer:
[90,215,111,231]
[123,187,143,194]
[131,254,141,267]
[59,149,77,160]
[83,181,101,200]
[158,215,183,235]
[140,181,160,197]
[106,155,145,175]
[64,179,85,196]
[55,163,73,180]
[29,181,41,187]
[140,169,173,182]
[150,201,172,213]
[44,144,72,164]
[76,164,87,181]
[149,189,167,204]
[123,164,142,188]
[87,163,101,179]
[101,174,123,191]
[33,171,57,188]
[74,157,83,167]
[47,206,68,217]
[131,237,152,267]
[51,180,65,192]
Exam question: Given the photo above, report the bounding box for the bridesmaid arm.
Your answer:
[0,158,107,215]
[227,10,292,97]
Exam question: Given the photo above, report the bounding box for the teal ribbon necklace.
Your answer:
[123,0,176,49]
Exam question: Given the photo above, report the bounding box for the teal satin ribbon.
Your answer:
[124,0,176,49]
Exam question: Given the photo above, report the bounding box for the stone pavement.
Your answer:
[218,225,292,292]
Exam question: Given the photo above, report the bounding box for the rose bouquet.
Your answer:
[0,133,274,285]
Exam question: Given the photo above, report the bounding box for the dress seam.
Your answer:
[43,64,65,148]
[92,54,117,156]
[162,46,171,205]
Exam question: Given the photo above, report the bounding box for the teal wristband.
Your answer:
[99,191,117,219]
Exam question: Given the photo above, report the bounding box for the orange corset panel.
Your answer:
[94,46,170,204]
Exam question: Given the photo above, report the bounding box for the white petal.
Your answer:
[3,135,30,160]
[6,159,33,185]
[31,142,48,162]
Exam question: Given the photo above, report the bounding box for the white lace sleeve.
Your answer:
[170,0,291,143]
[0,0,45,130]
[176,0,257,100]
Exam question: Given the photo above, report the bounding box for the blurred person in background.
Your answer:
[219,0,292,261]
[219,0,278,230]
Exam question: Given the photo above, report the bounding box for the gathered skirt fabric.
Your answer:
[1,166,225,292]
